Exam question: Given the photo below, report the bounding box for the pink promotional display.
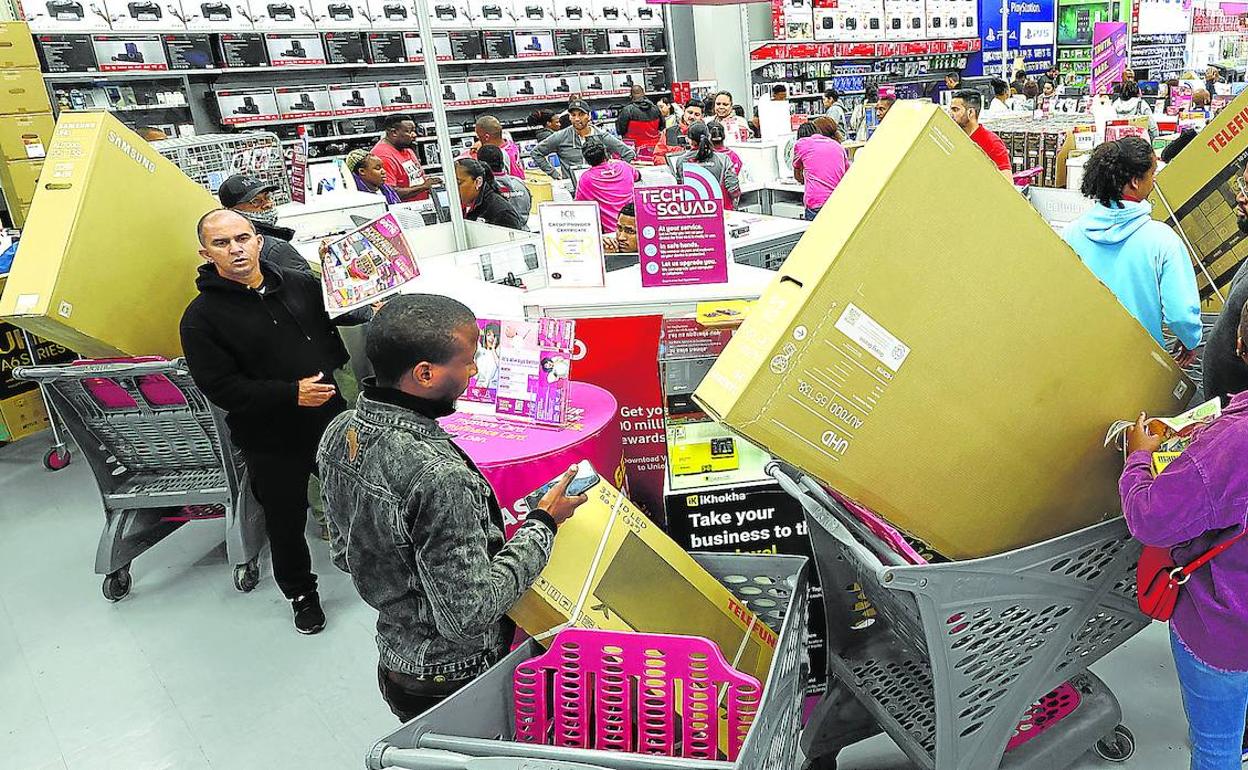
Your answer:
[513,627,762,761]
[637,169,728,288]
[441,381,624,538]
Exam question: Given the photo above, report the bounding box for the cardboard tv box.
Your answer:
[507,464,778,689]
[1150,87,1248,309]
[693,101,1193,560]
[0,113,56,160]
[0,113,217,358]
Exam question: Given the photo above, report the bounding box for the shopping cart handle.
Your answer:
[766,461,890,576]
[370,746,604,770]
[14,358,190,383]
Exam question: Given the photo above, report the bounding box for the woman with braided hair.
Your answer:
[346,149,402,205]
[1061,136,1201,363]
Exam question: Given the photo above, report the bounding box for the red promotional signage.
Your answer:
[569,316,669,524]
[749,37,980,60]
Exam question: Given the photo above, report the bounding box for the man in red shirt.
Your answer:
[371,114,442,202]
[948,90,1013,182]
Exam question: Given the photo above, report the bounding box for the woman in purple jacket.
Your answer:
[1121,303,1248,770]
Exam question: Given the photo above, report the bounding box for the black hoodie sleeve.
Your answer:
[180,316,299,415]
[615,104,632,136]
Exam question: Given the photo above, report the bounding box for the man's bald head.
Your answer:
[629,84,645,101]
[197,208,254,246]
[474,115,503,143]
[197,208,264,287]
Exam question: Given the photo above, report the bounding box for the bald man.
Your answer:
[179,209,369,635]
[469,115,526,178]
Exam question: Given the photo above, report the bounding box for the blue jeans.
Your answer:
[804,206,821,221]
[1170,627,1248,770]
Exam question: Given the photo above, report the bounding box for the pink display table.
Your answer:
[441,382,623,538]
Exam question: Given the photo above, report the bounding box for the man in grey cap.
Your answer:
[528,99,636,181]
[219,174,312,275]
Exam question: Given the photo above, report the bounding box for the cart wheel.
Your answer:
[233,559,260,593]
[102,567,132,602]
[43,448,71,471]
[1094,725,1135,762]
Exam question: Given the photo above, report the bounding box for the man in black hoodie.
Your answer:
[180,209,368,634]
[219,174,312,276]
[614,85,661,152]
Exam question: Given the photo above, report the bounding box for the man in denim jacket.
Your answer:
[318,294,586,721]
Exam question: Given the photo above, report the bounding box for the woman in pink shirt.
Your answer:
[792,118,849,221]
[708,120,743,176]
[575,136,640,234]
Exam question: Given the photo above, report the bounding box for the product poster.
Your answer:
[569,315,667,523]
[462,318,576,427]
[320,213,420,316]
[637,170,728,288]
[979,0,1056,75]
[1090,22,1128,96]
[539,202,606,289]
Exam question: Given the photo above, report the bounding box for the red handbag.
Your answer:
[1137,532,1246,621]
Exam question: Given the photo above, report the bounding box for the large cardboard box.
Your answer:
[0,23,40,69]
[0,69,53,115]
[508,467,778,687]
[0,388,51,442]
[0,113,55,161]
[1150,88,1248,309]
[694,101,1192,560]
[0,158,43,216]
[0,113,217,358]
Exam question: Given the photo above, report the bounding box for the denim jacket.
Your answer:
[317,383,555,680]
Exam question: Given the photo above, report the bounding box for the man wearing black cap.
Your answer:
[528,99,636,180]
[219,174,312,275]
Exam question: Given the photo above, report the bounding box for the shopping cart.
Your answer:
[14,358,265,602]
[770,463,1148,770]
[367,552,809,770]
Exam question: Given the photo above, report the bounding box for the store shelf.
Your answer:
[227,89,666,128]
[749,37,982,67]
[787,90,865,101]
[41,51,667,81]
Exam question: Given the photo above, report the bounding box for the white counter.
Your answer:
[523,262,777,319]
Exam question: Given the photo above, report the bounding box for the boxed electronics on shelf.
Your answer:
[981,113,1092,189]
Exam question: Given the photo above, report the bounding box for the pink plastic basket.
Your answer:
[72,357,188,409]
[513,628,763,761]
[1006,682,1082,751]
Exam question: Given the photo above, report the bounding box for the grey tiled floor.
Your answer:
[0,431,1194,769]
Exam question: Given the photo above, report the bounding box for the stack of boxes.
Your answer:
[0,22,54,228]
[985,114,1091,189]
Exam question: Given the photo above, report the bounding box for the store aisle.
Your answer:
[0,432,1197,769]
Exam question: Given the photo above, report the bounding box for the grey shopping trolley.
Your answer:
[15,358,264,601]
[367,552,809,770]
[770,462,1148,770]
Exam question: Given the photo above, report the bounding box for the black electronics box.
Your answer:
[36,34,97,72]
[323,31,365,63]
[216,32,269,68]
[163,33,214,69]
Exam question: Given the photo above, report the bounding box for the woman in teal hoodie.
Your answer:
[1063,136,1202,364]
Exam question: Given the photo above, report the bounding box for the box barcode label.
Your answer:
[835,303,910,373]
